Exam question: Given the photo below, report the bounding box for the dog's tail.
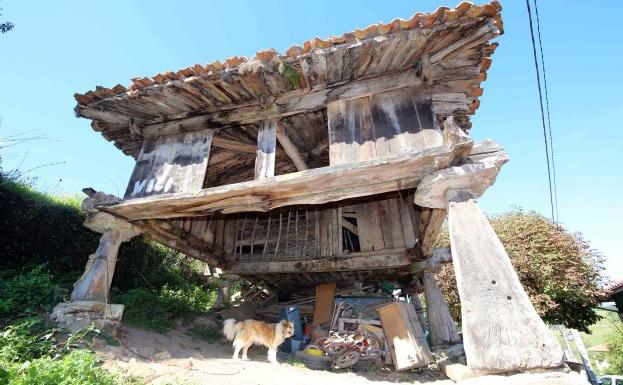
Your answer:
[222,318,241,341]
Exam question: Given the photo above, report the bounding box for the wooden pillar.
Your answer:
[254,119,277,179]
[423,271,461,347]
[213,279,234,309]
[446,189,563,371]
[71,211,141,302]
[414,140,563,372]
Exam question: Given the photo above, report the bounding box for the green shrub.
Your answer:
[606,331,623,374]
[436,209,605,333]
[114,284,216,332]
[0,318,60,363]
[0,266,57,319]
[2,349,140,385]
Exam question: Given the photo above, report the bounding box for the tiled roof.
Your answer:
[74,1,503,158]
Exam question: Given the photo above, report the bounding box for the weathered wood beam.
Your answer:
[135,219,225,267]
[212,137,256,154]
[226,249,414,274]
[254,119,277,179]
[101,141,475,220]
[446,191,563,371]
[276,124,308,171]
[139,68,425,137]
[340,217,358,236]
[418,208,447,257]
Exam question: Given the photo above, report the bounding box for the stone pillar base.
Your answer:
[51,301,124,336]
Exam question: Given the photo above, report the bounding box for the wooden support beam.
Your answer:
[101,141,475,220]
[276,124,308,171]
[340,217,358,236]
[226,249,414,274]
[254,119,277,179]
[135,219,224,267]
[99,140,507,221]
[418,208,447,257]
[212,137,257,154]
[447,191,563,371]
[139,68,425,137]
[423,271,461,347]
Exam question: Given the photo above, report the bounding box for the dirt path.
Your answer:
[94,325,448,385]
[94,325,589,385]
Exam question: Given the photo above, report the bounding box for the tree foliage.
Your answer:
[0,1,13,33]
[435,209,606,333]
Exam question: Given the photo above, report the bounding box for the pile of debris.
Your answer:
[220,281,464,374]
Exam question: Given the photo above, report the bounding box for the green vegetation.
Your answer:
[436,209,605,333]
[114,284,216,332]
[0,175,220,384]
[606,331,623,375]
[583,309,622,348]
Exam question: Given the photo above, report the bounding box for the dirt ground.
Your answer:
[94,324,589,385]
[94,324,449,385]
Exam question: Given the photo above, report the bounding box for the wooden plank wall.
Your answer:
[125,130,214,199]
[327,88,442,164]
[325,88,438,253]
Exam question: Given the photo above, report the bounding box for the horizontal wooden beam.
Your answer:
[227,249,415,274]
[135,219,225,267]
[101,141,484,221]
[139,68,425,137]
[211,137,256,154]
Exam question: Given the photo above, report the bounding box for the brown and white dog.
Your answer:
[223,318,295,363]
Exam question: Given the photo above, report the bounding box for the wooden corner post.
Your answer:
[414,140,564,372]
[71,192,141,302]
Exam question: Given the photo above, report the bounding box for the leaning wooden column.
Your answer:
[414,143,564,372]
[52,191,140,334]
[414,247,461,347]
[71,213,140,302]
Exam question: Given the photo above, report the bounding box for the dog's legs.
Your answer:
[232,341,242,361]
[267,348,278,364]
[241,343,251,361]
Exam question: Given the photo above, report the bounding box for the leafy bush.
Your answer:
[606,332,623,374]
[114,284,216,332]
[0,266,57,319]
[0,318,60,363]
[2,349,140,385]
[435,209,605,333]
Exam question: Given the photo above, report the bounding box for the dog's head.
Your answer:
[280,320,295,338]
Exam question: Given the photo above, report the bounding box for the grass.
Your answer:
[113,285,217,333]
[1,178,82,209]
[582,308,623,348]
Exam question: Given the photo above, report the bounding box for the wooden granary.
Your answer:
[66,1,566,373]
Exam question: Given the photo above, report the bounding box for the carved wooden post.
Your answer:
[71,215,140,302]
[423,272,461,347]
[414,136,564,372]
[52,191,140,334]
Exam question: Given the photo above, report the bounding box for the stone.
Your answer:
[51,301,124,335]
[439,361,479,382]
[153,351,172,360]
[190,315,219,330]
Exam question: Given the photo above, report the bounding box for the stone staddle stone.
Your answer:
[51,301,124,335]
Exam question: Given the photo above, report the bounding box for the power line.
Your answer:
[525,0,556,224]
[532,0,560,224]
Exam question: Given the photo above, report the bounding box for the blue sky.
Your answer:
[1,1,621,279]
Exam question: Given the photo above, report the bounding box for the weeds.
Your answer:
[114,285,216,332]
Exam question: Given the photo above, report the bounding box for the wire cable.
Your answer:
[525,0,556,224]
[533,0,560,224]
